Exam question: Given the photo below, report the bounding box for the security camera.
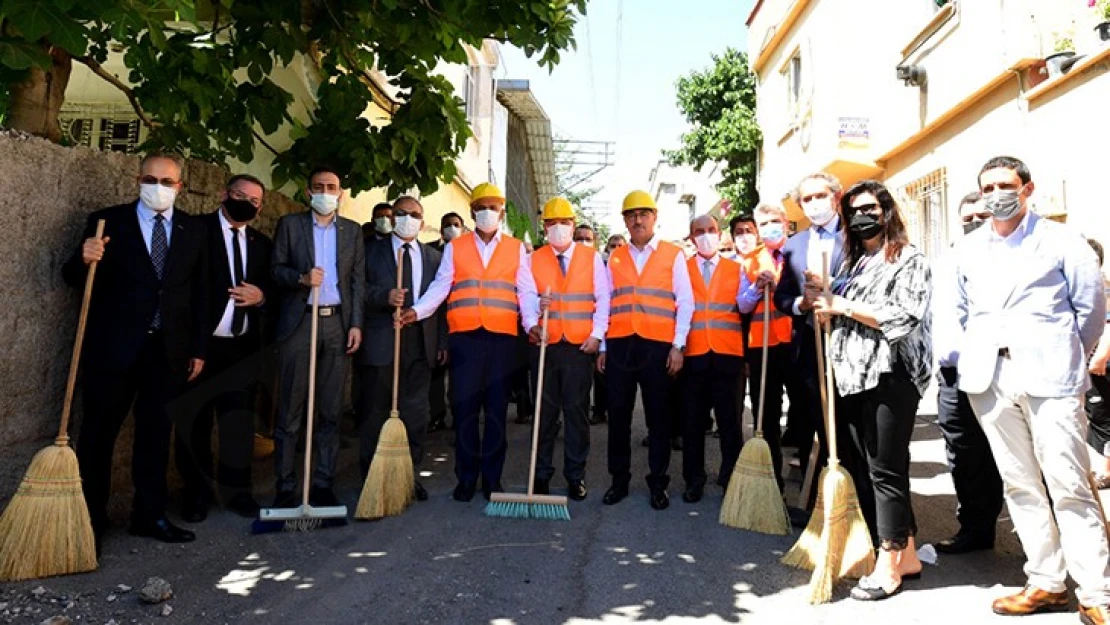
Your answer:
[896,64,927,87]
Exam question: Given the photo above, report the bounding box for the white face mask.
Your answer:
[140,183,177,211]
[694,232,720,257]
[310,193,338,215]
[759,222,786,248]
[803,196,836,227]
[393,215,422,239]
[546,224,573,247]
[374,217,393,234]
[474,209,500,233]
[443,225,462,241]
[736,233,758,255]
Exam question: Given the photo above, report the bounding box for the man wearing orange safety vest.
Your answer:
[398,183,537,503]
[522,197,610,502]
[736,205,794,490]
[680,214,746,503]
[598,190,695,510]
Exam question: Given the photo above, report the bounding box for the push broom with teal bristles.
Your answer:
[485,289,570,521]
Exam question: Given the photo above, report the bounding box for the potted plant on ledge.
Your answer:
[1046,34,1076,78]
[1093,0,1110,43]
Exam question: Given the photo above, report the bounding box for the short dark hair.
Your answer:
[729,212,756,236]
[607,234,626,245]
[226,173,266,193]
[958,191,981,209]
[441,212,463,227]
[1089,238,1105,267]
[308,165,341,185]
[392,197,422,214]
[840,179,910,265]
[979,156,1031,186]
[372,202,393,217]
[575,224,595,234]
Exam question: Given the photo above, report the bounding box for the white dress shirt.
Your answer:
[521,242,612,341]
[213,210,250,337]
[391,234,424,304]
[793,215,841,315]
[412,230,537,321]
[136,200,173,252]
[604,234,695,350]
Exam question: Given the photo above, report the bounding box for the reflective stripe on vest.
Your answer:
[742,247,792,348]
[531,244,596,344]
[446,232,521,336]
[686,256,744,357]
[607,241,680,343]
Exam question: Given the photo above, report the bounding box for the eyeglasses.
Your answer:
[574,238,594,244]
[395,208,423,219]
[228,189,263,208]
[139,175,180,187]
[850,203,882,215]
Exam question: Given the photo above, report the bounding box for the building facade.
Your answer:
[645,161,724,245]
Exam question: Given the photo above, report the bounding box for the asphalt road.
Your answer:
[0,396,1093,625]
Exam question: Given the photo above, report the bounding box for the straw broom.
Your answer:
[356,248,415,520]
[0,220,104,581]
[806,253,875,604]
[720,285,790,535]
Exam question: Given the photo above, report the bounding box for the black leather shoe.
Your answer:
[533,479,550,495]
[682,485,703,503]
[308,487,339,508]
[181,492,209,523]
[453,482,476,502]
[568,480,587,501]
[414,481,428,502]
[603,483,629,505]
[227,493,261,518]
[650,488,670,510]
[482,480,504,501]
[935,532,994,554]
[129,518,196,543]
[271,490,297,509]
[588,412,607,426]
[670,436,684,451]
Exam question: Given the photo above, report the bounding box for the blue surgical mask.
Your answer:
[759,223,785,245]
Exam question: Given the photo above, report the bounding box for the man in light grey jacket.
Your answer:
[954,156,1109,623]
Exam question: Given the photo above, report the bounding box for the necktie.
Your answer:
[402,243,414,308]
[557,253,568,276]
[703,259,712,286]
[231,227,246,336]
[150,214,168,329]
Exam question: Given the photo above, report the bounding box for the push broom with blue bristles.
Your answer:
[485,289,570,521]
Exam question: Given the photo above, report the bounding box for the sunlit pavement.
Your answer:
[0,396,1091,625]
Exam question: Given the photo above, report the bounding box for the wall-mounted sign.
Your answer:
[838,117,870,149]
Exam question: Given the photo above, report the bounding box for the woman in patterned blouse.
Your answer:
[813,179,932,602]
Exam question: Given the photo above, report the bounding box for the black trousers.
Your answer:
[511,330,534,415]
[840,368,921,546]
[450,329,515,486]
[606,336,673,490]
[746,344,791,490]
[936,366,1003,539]
[430,361,448,427]
[531,342,592,482]
[591,357,607,417]
[360,326,430,476]
[173,335,260,501]
[353,363,377,430]
[1087,372,1110,454]
[789,324,831,507]
[681,353,743,489]
[79,333,182,530]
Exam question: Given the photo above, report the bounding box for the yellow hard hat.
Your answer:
[542,197,576,220]
[622,190,657,213]
[471,182,505,205]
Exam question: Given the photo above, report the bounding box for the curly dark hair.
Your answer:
[839,179,910,267]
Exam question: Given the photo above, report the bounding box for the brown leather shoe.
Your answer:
[1080,604,1110,625]
[991,586,1069,616]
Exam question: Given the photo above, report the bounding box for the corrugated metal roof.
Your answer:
[495,80,557,213]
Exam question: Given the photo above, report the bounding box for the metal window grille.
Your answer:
[898,168,949,259]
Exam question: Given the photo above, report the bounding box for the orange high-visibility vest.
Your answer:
[686,255,744,357]
[607,241,680,343]
[741,246,792,348]
[446,232,521,336]
[531,244,596,344]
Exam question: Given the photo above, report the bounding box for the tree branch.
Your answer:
[252,129,280,156]
[74,56,160,130]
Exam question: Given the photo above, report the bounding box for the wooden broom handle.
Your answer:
[754,285,771,434]
[819,251,838,463]
[58,219,106,443]
[392,247,404,413]
[302,285,320,507]
[525,287,552,497]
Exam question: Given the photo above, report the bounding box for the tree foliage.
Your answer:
[665,47,761,214]
[0,0,587,196]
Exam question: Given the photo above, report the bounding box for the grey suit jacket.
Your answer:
[774,223,846,327]
[954,211,1106,397]
[361,237,446,367]
[271,211,366,342]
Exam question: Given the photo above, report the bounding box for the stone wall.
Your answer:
[0,131,300,505]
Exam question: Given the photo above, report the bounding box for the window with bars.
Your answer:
[60,115,142,153]
[899,168,949,259]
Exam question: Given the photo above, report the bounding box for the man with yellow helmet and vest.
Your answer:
[598,190,695,510]
[680,214,746,503]
[398,183,537,502]
[521,197,610,501]
[736,205,794,491]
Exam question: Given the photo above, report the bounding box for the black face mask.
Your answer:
[849,212,883,240]
[963,219,986,235]
[224,198,259,223]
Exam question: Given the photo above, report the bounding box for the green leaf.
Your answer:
[0,39,51,70]
[5,0,89,56]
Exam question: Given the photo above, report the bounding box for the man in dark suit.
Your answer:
[359,197,446,501]
[270,166,366,508]
[426,212,464,431]
[62,152,209,547]
[173,174,272,522]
